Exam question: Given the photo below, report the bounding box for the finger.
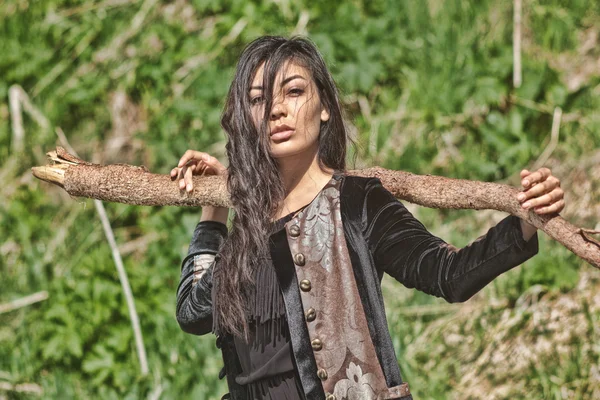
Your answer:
[177,150,194,168]
[519,181,551,204]
[522,187,564,209]
[178,164,189,189]
[522,186,563,209]
[184,163,194,192]
[518,177,560,202]
[522,167,551,188]
[204,154,227,174]
[520,169,531,179]
[178,150,206,168]
[170,168,178,180]
[196,162,208,176]
[534,199,565,215]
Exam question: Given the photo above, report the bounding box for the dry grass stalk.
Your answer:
[54,138,149,377]
[93,0,159,64]
[55,0,158,97]
[118,231,161,256]
[0,382,43,396]
[406,271,600,399]
[513,0,522,88]
[172,17,247,96]
[56,0,136,18]
[0,291,49,314]
[292,10,310,36]
[532,107,562,171]
[8,85,51,153]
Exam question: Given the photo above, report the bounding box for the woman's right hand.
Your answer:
[171,150,229,223]
[170,150,227,192]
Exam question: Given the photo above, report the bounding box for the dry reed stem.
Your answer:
[0,382,43,396]
[8,85,51,153]
[513,0,522,88]
[54,138,149,377]
[0,291,49,314]
[532,107,562,171]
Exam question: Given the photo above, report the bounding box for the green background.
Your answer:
[1,0,599,398]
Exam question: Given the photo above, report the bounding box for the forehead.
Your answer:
[251,61,311,87]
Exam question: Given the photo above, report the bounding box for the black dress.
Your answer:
[232,213,304,399]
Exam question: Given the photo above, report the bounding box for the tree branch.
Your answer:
[32,147,600,268]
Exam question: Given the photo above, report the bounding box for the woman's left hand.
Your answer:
[517,167,565,214]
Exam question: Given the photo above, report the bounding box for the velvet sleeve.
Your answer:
[364,178,538,303]
[176,220,228,335]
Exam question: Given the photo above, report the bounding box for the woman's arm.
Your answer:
[172,150,229,334]
[176,220,227,335]
[364,178,538,303]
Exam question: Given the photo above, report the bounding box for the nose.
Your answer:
[270,101,287,120]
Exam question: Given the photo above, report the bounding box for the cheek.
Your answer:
[295,98,321,128]
[251,107,264,129]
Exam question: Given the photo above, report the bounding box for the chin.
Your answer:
[269,141,316,160]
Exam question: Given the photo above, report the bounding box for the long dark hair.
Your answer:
[214,36,349,338]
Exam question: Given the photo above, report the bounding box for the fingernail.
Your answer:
[186,183,192,191]
[517,193,525,201]
[522,202,530,209]
[523,180,529,187]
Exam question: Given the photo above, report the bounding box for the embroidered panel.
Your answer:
[285,177,390,400]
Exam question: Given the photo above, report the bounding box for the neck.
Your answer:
[275,146,334,218]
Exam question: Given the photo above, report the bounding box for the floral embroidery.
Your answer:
[299,186,340,272]
[333,362,377,400]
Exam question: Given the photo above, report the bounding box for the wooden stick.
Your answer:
[32,147,600,268]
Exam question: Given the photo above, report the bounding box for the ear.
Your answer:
[320,105,330,122]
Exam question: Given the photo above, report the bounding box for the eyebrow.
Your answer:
[249,74,307,91]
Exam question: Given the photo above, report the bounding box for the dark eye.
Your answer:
[250,96,264,106]
[288,88,304,96]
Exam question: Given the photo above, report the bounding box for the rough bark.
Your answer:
[32,147,600,268]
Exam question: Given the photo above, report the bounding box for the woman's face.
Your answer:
[249,61,330,160]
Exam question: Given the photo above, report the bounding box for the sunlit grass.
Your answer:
[1,0,598,398]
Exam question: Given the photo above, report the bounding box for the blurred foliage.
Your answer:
[1,0,599,399]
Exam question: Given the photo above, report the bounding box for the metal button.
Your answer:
[288,225,300,237]
[305,307,316,322]
[317,368,328,380]
[293,253,305,266]
[300,279,311,292]
[311,338,322,351]
[325,394,336,400]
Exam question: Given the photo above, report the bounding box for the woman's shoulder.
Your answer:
[338,173,390,206]
[339,173,384,193]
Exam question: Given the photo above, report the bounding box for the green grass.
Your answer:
[1,0,599,398]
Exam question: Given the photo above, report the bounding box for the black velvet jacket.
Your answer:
[176,174,539,399]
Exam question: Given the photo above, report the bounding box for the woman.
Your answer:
[171,36,564,400]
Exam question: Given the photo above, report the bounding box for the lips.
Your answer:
[270,124,294,141]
